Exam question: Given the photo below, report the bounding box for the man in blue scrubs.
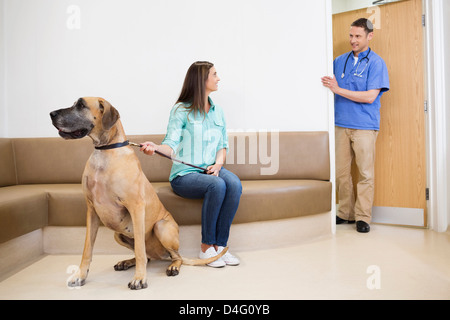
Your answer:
[321,18,389,233]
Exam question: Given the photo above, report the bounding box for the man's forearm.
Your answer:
[335,88,381,104]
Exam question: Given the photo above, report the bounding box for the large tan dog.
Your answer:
[50,97,226,290]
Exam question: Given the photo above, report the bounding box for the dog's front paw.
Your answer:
[128,277,148,290]
[114,258,136,271]
[67,270,86,287]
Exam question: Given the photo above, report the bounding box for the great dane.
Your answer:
[50,97,226,290]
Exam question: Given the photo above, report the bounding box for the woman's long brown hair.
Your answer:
[176,61,214,119]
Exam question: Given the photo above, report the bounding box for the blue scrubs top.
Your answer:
[333,48,390,130]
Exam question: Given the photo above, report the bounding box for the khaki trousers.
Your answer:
[335,126,378,224]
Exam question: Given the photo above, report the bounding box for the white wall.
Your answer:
[0,0,6,137]
[332,0,405,14]
[1,0,333,138]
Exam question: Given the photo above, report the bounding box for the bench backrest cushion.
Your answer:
[2,131,329,184]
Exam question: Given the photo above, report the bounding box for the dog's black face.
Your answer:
[50,98,95,140]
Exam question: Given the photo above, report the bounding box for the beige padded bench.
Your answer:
[0,132,332,254]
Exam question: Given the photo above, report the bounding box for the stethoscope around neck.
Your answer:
[341,48,371,79]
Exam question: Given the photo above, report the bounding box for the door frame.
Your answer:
[424,0,449,232]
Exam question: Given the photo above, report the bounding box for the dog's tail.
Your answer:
[180,247,228,266]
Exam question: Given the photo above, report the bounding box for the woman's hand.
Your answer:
[207,148,226,176]
[140,141,158,156]
[207,163,223,177]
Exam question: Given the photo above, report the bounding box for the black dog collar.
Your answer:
[95,140,130,150]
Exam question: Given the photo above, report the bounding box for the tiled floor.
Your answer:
[1,223,449,300]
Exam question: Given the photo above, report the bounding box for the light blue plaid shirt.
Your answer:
[161,97,228,181]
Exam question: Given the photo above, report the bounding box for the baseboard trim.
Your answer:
[0,230,44,282]
[43,212,332,255]
[372,206,425,227]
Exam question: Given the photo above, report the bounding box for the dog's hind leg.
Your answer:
[153,218,182,276]
[113,233,139,271]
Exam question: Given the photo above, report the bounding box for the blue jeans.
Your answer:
[170,168,242,247]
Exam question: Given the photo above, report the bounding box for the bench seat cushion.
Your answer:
[155,180,332,225]
[1,180,331,235]
[0,185,48,243]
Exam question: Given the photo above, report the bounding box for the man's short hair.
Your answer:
[351,18,374,34]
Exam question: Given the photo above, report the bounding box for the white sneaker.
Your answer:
[199,247,226,268]
[216,246,240,266]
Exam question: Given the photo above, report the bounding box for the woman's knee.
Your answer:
[229,178,242,196]
[222,171,242,195]
[207,177,227,195]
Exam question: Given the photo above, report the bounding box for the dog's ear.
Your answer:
[99,99,120,130]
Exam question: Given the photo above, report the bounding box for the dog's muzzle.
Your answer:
[50,108,94,140]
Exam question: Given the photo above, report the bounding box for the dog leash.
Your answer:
[129,142,209,173]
